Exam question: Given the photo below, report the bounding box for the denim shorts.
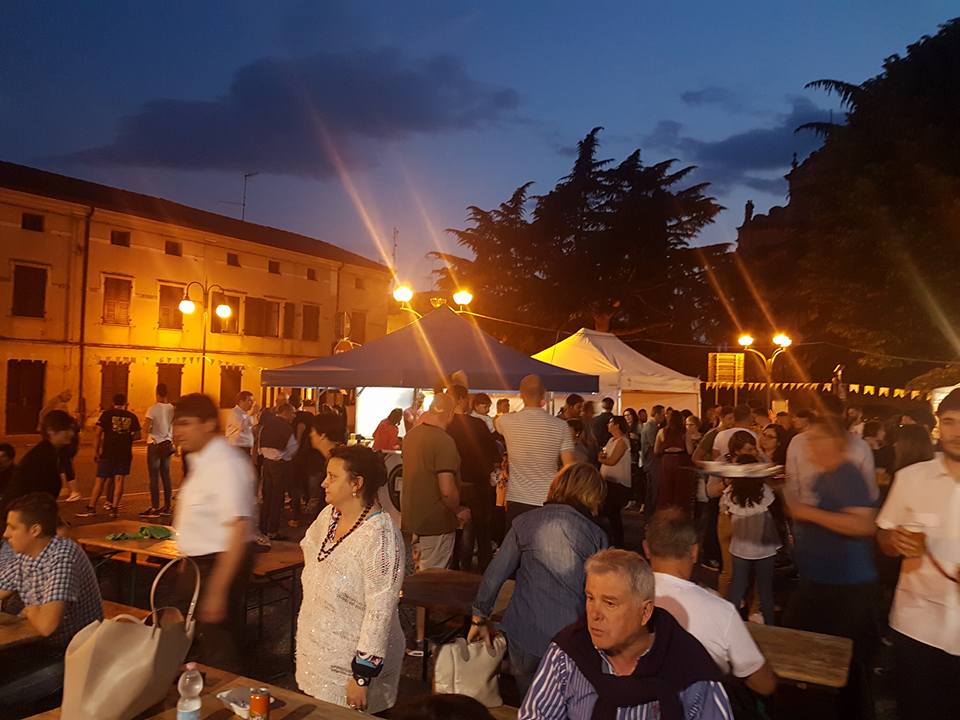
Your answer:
[97,458,131,477]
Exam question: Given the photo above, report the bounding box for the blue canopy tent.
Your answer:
[261,306,598,392]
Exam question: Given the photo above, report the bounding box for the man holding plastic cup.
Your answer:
[877,388,960,720]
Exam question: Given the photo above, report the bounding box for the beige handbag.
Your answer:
[62,557,200,720]
[433,635,507,708]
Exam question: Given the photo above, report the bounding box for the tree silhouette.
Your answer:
[433,128,723,350]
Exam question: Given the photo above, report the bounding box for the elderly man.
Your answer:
[645,509,776,701]
[522,548,731,719]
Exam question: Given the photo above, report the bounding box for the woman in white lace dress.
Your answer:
[296,445,405,713]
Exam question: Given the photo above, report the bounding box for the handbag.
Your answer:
[433,635,507,708]
[61,557,200,720]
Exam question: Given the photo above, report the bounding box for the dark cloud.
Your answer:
[643,97,828,194]
[680,86,744,113]
[62,48,520,177]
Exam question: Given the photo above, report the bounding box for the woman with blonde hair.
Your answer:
[468,463,608,697]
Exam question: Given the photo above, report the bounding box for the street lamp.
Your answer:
[392,285,414,304]
[738,333,793,409]
[452,289,473,309]
[179,281,231,393]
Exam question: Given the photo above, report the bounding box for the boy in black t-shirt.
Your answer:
[77,394,141,518]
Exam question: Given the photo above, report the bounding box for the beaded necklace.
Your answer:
[317,503,374,563]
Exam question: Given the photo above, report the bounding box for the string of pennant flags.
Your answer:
[701,381,929,400]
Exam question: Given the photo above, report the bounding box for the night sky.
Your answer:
[3,1,954,287]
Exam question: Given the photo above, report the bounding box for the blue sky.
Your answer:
[2,1,955,287]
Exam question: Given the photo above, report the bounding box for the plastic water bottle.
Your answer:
[176,663,203,720]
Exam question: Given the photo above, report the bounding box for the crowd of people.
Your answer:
[1,375,957,720]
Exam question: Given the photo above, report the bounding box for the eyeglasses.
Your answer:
[762,433,778,440]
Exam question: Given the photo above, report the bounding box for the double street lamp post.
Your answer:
[738,333,792,410]
[179,280,232,393]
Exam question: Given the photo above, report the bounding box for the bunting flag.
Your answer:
[864,385,875,395]
[894,389,906,398]
[850,384,860,393]
[879,387,890,397]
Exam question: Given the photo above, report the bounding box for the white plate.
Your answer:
[699,461,783,478]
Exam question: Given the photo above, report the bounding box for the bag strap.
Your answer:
[149,557,201,632]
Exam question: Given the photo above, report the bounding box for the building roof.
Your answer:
[0,160,388,273]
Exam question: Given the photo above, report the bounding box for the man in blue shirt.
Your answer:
[783,416,877,720]
[0,492,103,713]
[521,548,731,719]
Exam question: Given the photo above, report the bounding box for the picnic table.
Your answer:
[747,623,853,689]
[70,520,304,665]
[0,611,43,651]
[400,569,514,680]
[26,662,360,719]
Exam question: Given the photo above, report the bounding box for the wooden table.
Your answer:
[401,569,514,681]
[71,520,305,666]
[0,611,43,650]
[27,663,360,719]
[747,623,853,689]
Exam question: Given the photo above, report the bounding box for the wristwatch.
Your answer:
[354,676,370,687]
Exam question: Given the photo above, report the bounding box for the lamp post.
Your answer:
[179,281,232,393]
[391,285,475,317]
[738,333,792,410]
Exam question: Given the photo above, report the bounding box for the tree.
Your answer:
[740,18,960,380]
[432,128,724,352]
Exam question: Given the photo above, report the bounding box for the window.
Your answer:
[12,265,47,317]
[268,260,280,275]
[110,230,131,247]
[355,277,366,290]
[158,284,184,330]
[210,291,240,333]
[165,240,182,256]
[219,367,242,409]
[307,268,317,281]
[302,304,320,342]
[21,213,44,232]
[243,297,279,337]
[102,277,132,325]
[100,362,130,410]
[227,252,240,267]
[156,364,183,402]
[351,310,367,343]
[282,302,296,339]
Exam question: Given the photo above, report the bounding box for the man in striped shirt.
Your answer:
[521,549,732,720]
[495,375,576,528]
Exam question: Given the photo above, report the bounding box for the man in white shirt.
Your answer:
[712,404,758,460]
[173,393,256,674]
[225,390,258,455]
[140,383,175,518]
[785,393,877,504]
[644,508,776,698]
[495,375,576,527]
[876,389,960,720]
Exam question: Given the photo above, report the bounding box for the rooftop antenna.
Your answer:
[218,172,259,221]
[392,227,399,279]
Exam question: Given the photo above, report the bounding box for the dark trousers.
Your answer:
[727,555,775,625]
[181,546,255,675]
[458,483,494,572]
[147,443,173,509]
[643,456,660,520]
[505,501,539,530]
[700,497,721,565]
[259,458,289,535]
[603,482,632,548]
[782,580,878,720]
[893,631,960,720]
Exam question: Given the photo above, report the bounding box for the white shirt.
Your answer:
[145,402,173,444]
[260,433,298,462]
[225,405,255,448]
[654,572,766,677]
[174,436,256,556]
[600,436,632,487]
[496,407,575,506]
[876,454,960,655]
[712,427,758,460]
[785,429,877,504]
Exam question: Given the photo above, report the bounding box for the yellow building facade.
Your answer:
[0,162,391,434]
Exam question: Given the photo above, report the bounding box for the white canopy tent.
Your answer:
[533,329,702,414]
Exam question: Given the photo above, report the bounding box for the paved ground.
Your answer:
[9,436,897,717]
